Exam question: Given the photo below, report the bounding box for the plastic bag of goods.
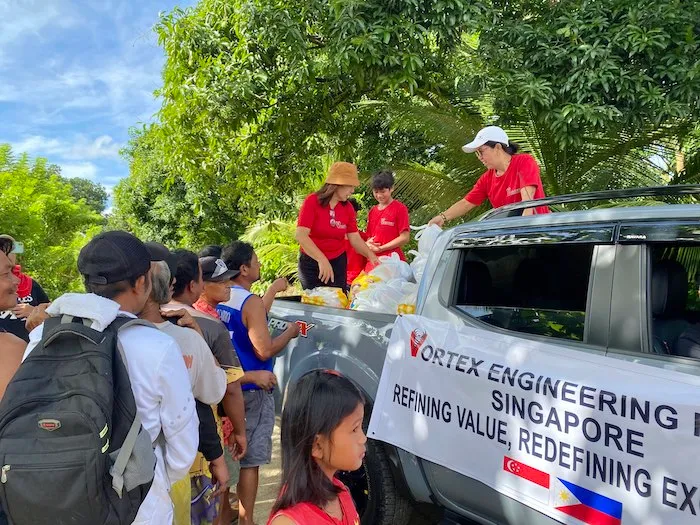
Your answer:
[349,272,383,301]
[301,287,349,309]
[408,250,427,283]
[368,252,414,282]
[397,282,418,315]
[351,280,417,315]
[411,224,442,256]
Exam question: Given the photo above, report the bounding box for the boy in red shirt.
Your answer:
[364,170,410,272]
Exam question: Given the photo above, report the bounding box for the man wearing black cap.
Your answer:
[22,231,199,525]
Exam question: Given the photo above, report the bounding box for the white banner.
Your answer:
[368,315,700,525]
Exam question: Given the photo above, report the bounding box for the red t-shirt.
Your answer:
[267,478,360,525]
[346,231,367,285]
[465,154,550,214]
[366,200,410,262]
[298,194,358,260]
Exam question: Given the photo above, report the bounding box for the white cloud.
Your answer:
[9,134,122,160]
[0,1,80,47]
[68,135,122,160]
[60,162,98,180]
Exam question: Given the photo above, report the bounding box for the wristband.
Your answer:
[440,212,448,222]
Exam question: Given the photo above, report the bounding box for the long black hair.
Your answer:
[273,370,365,514]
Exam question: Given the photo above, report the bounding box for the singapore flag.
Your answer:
[502,456,550,504]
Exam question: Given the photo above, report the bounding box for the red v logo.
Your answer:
[410,329,428,357]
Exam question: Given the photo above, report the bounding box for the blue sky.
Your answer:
[0,0,195,211]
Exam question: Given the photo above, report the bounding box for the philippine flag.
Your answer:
[550,478,622,525]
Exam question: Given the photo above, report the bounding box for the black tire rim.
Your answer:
[337,461,370,518]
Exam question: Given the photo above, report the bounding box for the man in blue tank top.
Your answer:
[217,241,299,525]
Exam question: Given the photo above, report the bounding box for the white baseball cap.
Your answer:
[462,126,510,153]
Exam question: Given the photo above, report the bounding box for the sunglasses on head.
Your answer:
[0,239,22,255]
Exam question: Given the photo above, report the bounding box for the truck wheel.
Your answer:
[338,438,413,525]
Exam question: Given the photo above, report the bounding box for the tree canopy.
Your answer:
[109,0,700,280]
[0,145,103,298]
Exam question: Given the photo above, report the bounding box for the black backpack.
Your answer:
[0,315,157,525]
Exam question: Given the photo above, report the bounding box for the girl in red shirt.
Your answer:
[296,162,378,291]
[267,370,366,525]
[429,126,550,227]
[364,170,410,272]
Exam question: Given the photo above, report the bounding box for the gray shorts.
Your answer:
[240,389,275,468]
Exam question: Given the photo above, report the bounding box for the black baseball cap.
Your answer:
[78,231,151,285]
[145,241,178,279]
[200,256,239,282]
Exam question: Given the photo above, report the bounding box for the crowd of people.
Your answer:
[0,126,551,525]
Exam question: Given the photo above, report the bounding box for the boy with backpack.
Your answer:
[0,231,198,525]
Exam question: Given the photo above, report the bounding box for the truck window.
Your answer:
[649,244,700,358]
[453,244,594,342]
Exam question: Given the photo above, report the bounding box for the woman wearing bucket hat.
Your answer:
[296,162,380,291]
[429,126,550,227]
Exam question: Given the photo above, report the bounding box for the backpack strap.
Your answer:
[109,317,163,498]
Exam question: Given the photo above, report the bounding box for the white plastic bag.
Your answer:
[350,279,417,314]
[368,252,413,282]
[301,287,349,309]
[408,250,428,283]
[412,224,442,256]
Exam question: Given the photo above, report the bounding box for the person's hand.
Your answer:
[428,215,445,227]
[25,303,50,331]
[270,277,289,294]
[229,431,248,461]
[12,303,34,319]
[250,370,277,391]
[208,455,230,498]
[368,253,380,266]
[318,257,334,285]
[286,321,300,339]
[160,308,204,338]
[366,239,382,253]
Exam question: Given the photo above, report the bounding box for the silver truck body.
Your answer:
[269,197,700,525]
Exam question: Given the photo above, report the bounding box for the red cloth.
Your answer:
[298,194,358,260]
[193,298,220,320]
[346,232,367,285]
[267,478,360,525]
[12,266,33,299]
[365,200,410,264]
[465,154,550,214]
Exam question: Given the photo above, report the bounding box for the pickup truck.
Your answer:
[268,185,700,525]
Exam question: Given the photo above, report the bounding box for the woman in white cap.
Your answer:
[429,126,549,226]
[296,162,379,291]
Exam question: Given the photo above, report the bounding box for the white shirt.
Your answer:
[155,321,227,405]
[24,293,199,525]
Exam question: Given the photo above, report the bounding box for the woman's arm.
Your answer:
[295,227,334,284]
[348,232,379,265]
[520,185,537,216]
[429,199,476,227]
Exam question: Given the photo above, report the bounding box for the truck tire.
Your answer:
[338,438,413,525]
